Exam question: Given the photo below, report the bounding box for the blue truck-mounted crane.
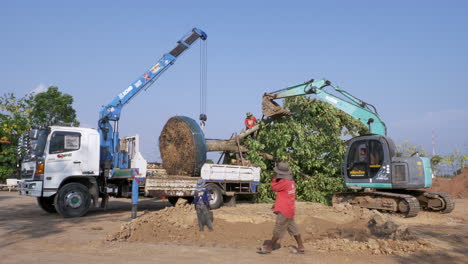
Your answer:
[263,79,454,217]
[99,28,207,178]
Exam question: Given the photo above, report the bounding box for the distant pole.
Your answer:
[430,112,436,156]
[131,169,140,219]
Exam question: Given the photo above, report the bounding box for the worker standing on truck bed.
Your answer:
[257,162,305,254]
[193,179,213,232]
[244,112,257,130]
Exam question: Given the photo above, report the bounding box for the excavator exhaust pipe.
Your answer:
[262,94,291,118]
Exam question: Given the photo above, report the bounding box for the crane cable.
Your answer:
[199,39,208,130]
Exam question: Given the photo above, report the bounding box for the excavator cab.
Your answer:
[338,134,454,217]
[344,135,432,189]
[344,135,394,187]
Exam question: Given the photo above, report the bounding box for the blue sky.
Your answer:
[1,0,467,161]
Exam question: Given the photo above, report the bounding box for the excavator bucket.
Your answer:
[262,94,291,118]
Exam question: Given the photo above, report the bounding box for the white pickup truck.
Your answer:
[145,163,260,208]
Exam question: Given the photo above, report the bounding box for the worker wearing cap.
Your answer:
[193,179,213,232]
[257,162,305,254]
[244,112,257,130]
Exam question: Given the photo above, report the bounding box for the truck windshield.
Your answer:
[29,129,48,157]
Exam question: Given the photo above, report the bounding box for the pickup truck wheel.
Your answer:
[37,196,57,213]
[54,183,91,218]
[206,184,223,209]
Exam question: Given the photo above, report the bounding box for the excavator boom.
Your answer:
[262,79,386,135]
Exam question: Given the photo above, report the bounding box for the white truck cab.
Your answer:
[19,126,101,217]
[44,127,99,195]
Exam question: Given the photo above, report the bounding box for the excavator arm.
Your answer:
[262,79,387,135]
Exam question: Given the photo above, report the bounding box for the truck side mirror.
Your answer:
[29,129,39,140]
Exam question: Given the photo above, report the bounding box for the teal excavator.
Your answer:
[262,79,454,217]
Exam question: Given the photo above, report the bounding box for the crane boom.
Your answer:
[98,28,207,174]
[99,28,207,121]
[262,79,387,135]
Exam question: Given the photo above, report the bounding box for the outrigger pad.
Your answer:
[262,94,291,118]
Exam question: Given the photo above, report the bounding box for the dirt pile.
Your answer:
[108,202,428,255]
[367,213,414,240]
[159,117,199,176]
[429,167,468,198]
[109,202,198,242]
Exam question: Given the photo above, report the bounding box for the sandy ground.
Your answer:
[0,191,467,264]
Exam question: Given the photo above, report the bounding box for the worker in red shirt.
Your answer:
[257,161,305,254]
[244,112,257,130]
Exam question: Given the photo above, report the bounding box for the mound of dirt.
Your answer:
[429,167,468,198]
[367,213,414,240]
[159,117,199,176]
[108,202,428,255]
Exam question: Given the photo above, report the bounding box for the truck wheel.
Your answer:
[206,184,223,209]
[37,196,57,213]
[224,195,236,207]
[54,183,91,218]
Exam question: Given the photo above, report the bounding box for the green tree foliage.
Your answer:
[430,155,444,176]
[0,93,34,182]
[430,155,443,167]
[246,96,368,204]
[0,86,79,182]
[31,86,80,127]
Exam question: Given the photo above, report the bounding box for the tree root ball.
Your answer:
[159,116,206,176]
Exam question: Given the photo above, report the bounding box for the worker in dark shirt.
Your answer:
[193,179,213,232]
[257,162,304,254]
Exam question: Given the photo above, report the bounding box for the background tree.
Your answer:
[430,155,444,176]
[396,140,427,157]
[0,86,79,182]
[31,86,80,127]
[246,96,368,204]
[430,155,443,166]
[0,93,33,182]
[441,149,468,176]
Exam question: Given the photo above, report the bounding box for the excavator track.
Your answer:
[332,191,420,218]
[395,190,455,214]
[432,192,455,213]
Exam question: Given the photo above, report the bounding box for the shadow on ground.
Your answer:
[395,224,468,264]
[0,192,171,248]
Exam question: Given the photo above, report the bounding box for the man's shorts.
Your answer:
[273,212,300,239]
